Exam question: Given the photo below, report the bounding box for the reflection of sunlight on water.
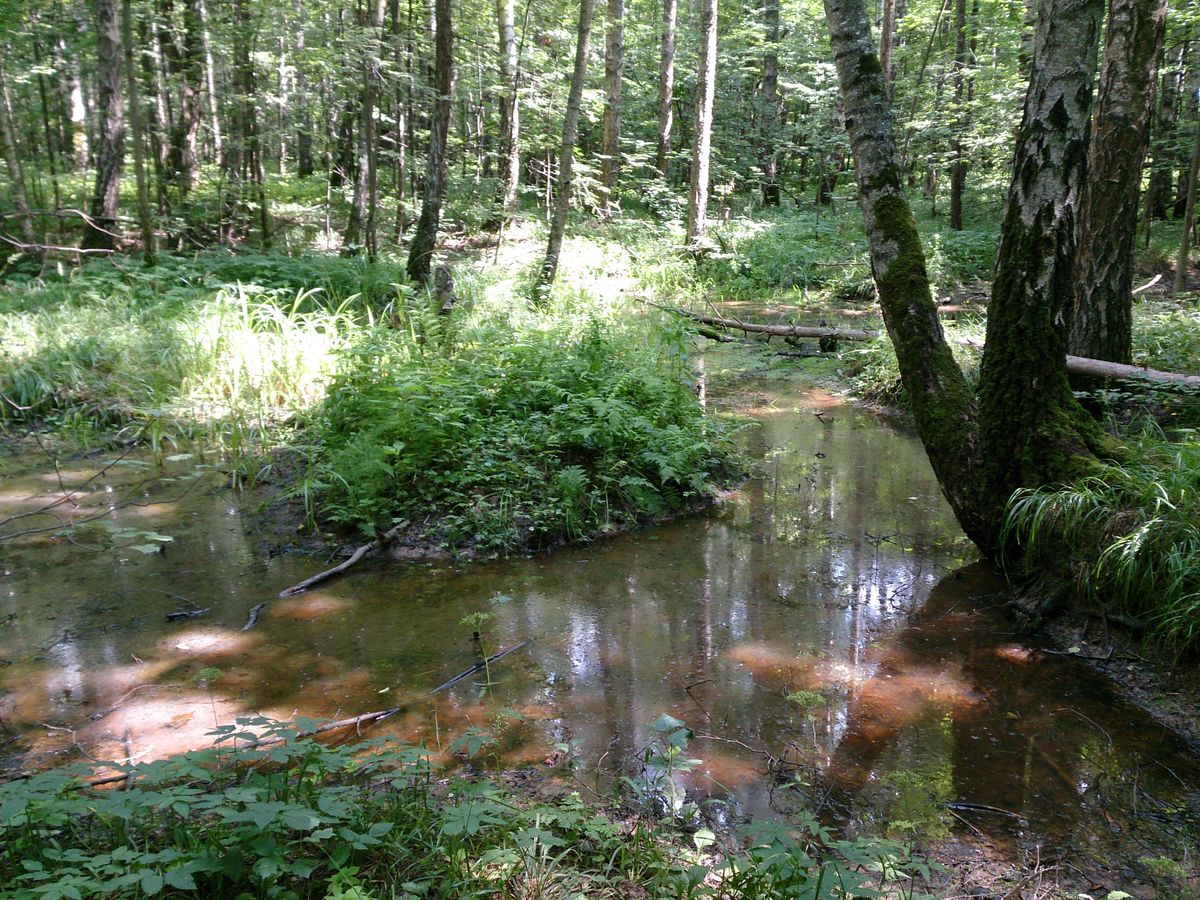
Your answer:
[165,628,259,658]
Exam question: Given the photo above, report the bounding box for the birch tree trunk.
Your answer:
[406,0,453,284]
[655,0,676,178]
[540,0,596,287]
[976,0,1110,516]
[1069,0,1168,360]
[494,0,520,214]
[685,0,716,244]
[598,0,624,216]
[83,0,123,251]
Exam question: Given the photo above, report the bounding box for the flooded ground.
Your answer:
[2,373,1198,886]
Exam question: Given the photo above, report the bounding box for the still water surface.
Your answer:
[2,374,1197,866]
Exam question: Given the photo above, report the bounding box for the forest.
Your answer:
[1,0,1199,895]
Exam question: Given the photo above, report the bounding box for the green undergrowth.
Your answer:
[0,721,936,900]
[299,285,739,553]
[1004,425,1200,656]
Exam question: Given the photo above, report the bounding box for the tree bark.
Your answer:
[1174,116,1200,295]
[822,0,986,547]
[406,0,453,284]
[168,0,205,194]
[83,0,124,251]
[1069,0,1168,361]
[976,0,1109,527]
[879,0,896,99]
[598,0,624,216]
[344,0,386,257]
[685,0,717,243]
[948,0,967,230]
[294,0,314,178]
[198,0,221,160]
[0,59,37,247]
[1145,41,1183,221]
[122,0,155,263]
[655,0,677,178]
[540,0,596,287]
[760,0,781,207]
[494,0,520,215]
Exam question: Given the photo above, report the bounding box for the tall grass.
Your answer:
[1003,427,1200,654]
[0,252,399,447]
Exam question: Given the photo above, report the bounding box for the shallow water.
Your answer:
[2,374,1197,870]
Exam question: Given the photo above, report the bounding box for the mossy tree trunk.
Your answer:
[822,0,988,548]
[825,0,1115,557]
[1069,0,1168,362]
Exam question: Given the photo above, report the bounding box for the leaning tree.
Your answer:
[823,0,1116,558]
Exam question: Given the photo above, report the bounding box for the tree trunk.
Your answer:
[294,0,314,178]
[1174,116,1200,295]
[598,0,624,216]
[168,0,204,194]
[976,0,1109,529]
[406,0,453,284]
[1069,0,1168,361]
[822,0,986,547]
[655,0,676,178]
[122,0,155,262]
[685,0,716,243]
[344,1,385,257]
[1146,42,1183,221]
[948,0,967,230]
[0,60,37,247]
[540,0,597,286]
[84,0,124,251]
[760,0,781,206]
[494,0,520,215]
[879,0,896,98]
[198,0,221,160]
[826,0,1113,559]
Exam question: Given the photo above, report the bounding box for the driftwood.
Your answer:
[430,640,530,694]
[650,302,1200,390]
[277,524,405,598]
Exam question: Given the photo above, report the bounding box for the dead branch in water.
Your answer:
[430,640,531,694]
[277,524,405,598]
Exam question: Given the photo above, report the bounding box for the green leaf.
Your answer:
[139,869,164,895]
[649,713,685,733]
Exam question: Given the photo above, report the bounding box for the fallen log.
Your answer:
[649,302,1200,389]
[277,523,405,598]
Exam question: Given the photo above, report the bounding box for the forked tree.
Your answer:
[823,0,1114,560]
